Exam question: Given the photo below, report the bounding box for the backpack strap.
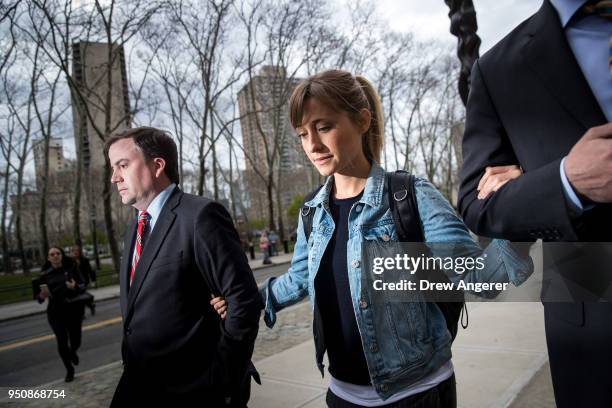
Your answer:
[386,170,468,339]
[386,171,424,242]
[301,186,322,242]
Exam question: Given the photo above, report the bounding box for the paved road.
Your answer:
[0,263,289,387]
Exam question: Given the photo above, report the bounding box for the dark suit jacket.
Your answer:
[457,3,612,405]
[118,186,261,399]
[458,0,612,317]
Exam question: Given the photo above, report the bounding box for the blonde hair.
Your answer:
[289,69,384,163]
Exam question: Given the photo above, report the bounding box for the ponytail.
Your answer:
[355,75,384,163]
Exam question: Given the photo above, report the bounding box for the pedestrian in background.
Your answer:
[36,246,86,383]
[269,231,279,256]
[72,245,96,316]
[259,231,272,264]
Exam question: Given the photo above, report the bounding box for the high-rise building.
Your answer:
[238,66,319,229]
[32,137,65,191]
[71,41,133,242]
[72,41,131,169]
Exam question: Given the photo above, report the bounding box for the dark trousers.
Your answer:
[545,303,612,408]
[111,368,228,407]
[47,303,84,373]
[326,374,456,408]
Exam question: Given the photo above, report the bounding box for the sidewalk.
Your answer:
[247,302,550,408]
[0,301,551,407]
[1,250,555,407]
[0,252,293,322]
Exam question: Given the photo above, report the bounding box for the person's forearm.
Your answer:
[459,159,577,241]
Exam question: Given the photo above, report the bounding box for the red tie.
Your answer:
[130,211,149,283]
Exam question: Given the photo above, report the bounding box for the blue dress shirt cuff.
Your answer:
[559,157,594,216]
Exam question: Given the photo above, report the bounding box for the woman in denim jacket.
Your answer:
[214,69,530,407]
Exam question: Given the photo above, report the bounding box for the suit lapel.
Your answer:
[521,0,607,130]
[125,187,182,322]
[120,218,137,321]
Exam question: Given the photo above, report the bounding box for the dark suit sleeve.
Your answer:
[194,202,261,397]
[83,258,95,283]
[458,60,578,241]
[67,262,87,293]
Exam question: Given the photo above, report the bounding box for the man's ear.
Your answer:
[358,108,371,134]
[152,157,166,179]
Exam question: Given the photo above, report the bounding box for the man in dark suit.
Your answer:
[458,1,612,406]
[106,127,261,406]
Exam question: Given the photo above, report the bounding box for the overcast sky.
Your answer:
[376,0,542,53]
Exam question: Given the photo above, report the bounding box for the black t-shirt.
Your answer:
[314,190,371,385]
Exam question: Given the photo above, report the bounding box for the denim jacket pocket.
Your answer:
[385,301,428,362]
[361,222,397,242]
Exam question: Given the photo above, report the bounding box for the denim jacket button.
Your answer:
[369,343,378,353]
[352,259,360,268]
[359,300,368,309]
[355,205,362,213]
[381,233,390,242]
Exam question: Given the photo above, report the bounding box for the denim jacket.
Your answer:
[260,163,533,400]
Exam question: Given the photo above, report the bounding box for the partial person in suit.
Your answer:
[458,1,612,406]
[106,127,261,407]
[71,245,95,287]
[71,245,96,316]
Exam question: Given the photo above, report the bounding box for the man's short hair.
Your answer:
[104,127,180,184]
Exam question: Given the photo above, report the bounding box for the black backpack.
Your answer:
[301,170,467,342]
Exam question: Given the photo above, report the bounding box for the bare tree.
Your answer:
[166,0,243,197]
[0,1,20,273]
[142,21,197,190]
[3,37,45,273]
[0,104,17,275]
[24,6,65,260]
[237,0,326,237]
[30,0,162,272]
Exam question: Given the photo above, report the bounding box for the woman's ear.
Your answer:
[358,108,371,134]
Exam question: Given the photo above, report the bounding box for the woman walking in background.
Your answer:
[36,246,86,382]
[260,231,272,265]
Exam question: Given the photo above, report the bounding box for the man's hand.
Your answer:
[210,295,227,319]
[477,165,523,200]
[565,123,612,203]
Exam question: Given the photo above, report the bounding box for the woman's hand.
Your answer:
[66,278,76,290]
[477,165,522,200]
[210,295,227,319]
[39,285,50,300]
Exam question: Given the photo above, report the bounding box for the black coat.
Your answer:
[75,256,95,286]
[116,187,261,401]
[37,264,85,307]
[458,1,612,406]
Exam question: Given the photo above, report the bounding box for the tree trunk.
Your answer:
[266,175,275,232]
[1,156,12,274]
[211,109,218,201]
[73,141,83,247]
[14,181,27,274]
[38,135,50,261]
[103,161,120,273]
